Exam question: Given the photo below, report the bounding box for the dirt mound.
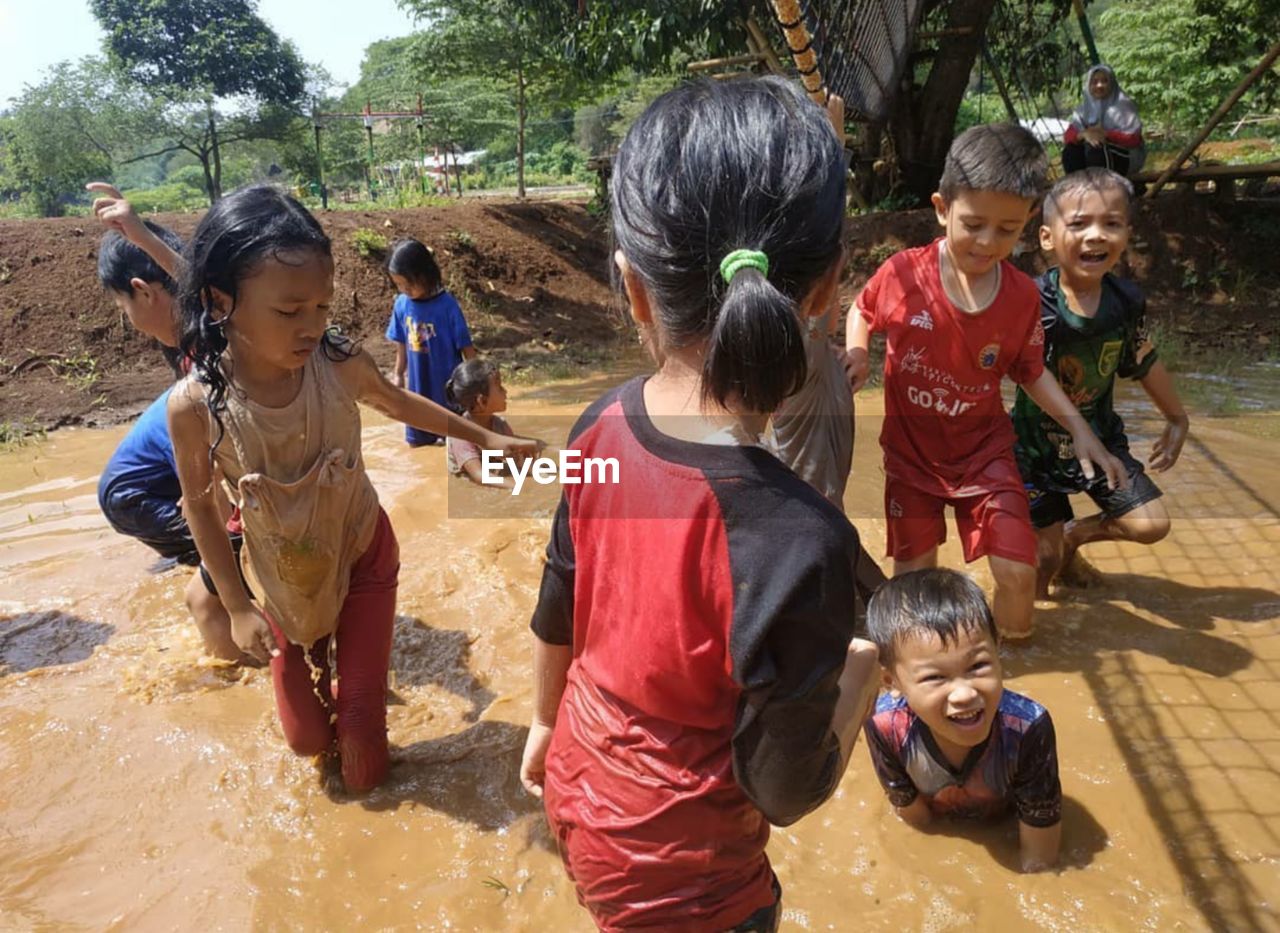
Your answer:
[1,193,1277,434]
[0,199,624,432]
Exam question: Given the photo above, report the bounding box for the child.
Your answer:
[1015,168,1188,597]
[444,358,518,488]
[160,185,537,791]
[863,568,1062,872]
[519,78,881,931]
[844,123,1126,639]
[384,238,476,447]
[87,184,244,662]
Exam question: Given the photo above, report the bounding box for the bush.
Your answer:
[123,182,208,213]
[351,227,389,259]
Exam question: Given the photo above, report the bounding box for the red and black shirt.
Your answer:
[532,377,862,931]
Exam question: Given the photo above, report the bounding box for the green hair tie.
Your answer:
[719,248,769,285]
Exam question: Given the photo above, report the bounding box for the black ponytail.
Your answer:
[611,77,845,414]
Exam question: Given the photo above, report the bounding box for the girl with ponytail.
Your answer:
[520,77,880,930]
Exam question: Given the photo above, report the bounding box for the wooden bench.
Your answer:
[1134,160,1280,198]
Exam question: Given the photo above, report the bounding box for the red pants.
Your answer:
[268,509,400,792]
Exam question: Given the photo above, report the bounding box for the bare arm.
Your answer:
[391,343,407,389]
[894,795,934,829]
[1140,361,1189,472]
[843,302,872,392]
[337,348,541,456]
[460,454,514,489]
[167,384,278,662]
[832,639,882,771]
[520,637,573,797]
[1023,369,1125,489]
[86,183,184,280]
[461,345,478,361]
[1019,820,1062,872]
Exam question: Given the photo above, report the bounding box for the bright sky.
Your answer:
[0,0,420,107]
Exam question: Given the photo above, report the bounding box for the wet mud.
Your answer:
[1,375,1278,930]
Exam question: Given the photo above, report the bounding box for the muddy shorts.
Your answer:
[98,481,199,566]
[885,455,1038,567]
[1020,440,1163,529]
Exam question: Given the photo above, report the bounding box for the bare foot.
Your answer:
[1057,550,1105,589]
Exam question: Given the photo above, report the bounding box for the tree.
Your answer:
[1099,0,1280,135]
[90,0,306,202]
[2,59,120,216]
[401,0,579,198]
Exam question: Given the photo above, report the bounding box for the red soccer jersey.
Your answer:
[858,239,1045,497]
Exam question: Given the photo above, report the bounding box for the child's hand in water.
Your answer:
[85,182,149,243]
[494,432,544,462]
[229,606,281,664]
[520,719,554,798]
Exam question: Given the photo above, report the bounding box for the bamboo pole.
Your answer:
[768,0,827,104]
[745,15,787,75]
[688,52,766,73]
[1146,40,1280,198]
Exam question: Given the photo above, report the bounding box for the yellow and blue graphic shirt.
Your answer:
[385,290,473,445]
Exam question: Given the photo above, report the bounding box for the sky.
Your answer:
[0,0,420,106]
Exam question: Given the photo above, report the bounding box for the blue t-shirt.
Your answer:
[97,388,181,504]
[385,291,473,445]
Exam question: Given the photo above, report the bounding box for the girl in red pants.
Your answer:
[125,185,539,791]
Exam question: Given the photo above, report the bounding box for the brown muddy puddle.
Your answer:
[1,371,1278,931]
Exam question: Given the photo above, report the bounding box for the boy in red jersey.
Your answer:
[844,124,1124,638]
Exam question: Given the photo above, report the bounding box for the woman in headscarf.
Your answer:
[1062,64,1146,178]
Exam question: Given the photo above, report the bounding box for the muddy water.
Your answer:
[2,372,1278,932]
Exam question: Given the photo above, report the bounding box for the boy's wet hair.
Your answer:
[1043,167,1133,226]
[611,76,846,414]
[177,183,349,464]
[446,358,499,411]
[387,238,442,293]
[938,123,1048,202]
[866,568,998,666]
[97,223,184,294]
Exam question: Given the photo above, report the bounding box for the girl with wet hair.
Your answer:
[159,184,538,792]
[444,358,521,488]
[1062,64,1146,178]
[520,77,881,931]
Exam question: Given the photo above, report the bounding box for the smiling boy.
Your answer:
[1014,168,1188,597]
[845,123,1125,639]
[863,568,1062,872]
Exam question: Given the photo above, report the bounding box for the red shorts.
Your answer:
[884,458,1036,566]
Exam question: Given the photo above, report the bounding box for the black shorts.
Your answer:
[198,533,251,597]
[1023,441,1163,529]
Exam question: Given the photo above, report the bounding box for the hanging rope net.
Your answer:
[770,0,930,121]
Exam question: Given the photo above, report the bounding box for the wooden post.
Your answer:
[980,44,1020,123]
[745,16,787,75]
[1070,0,1101,66]
[1146,40,1280,198]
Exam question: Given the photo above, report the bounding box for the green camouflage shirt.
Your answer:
[1012,268,1157,483]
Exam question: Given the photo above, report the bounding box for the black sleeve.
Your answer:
[529,494,574,645]
[728,496,861,826]
[1012,711,1062,828]
[1114,279,1158,380]
[863,717,920,808]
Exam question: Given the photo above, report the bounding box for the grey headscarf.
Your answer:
[1073,64,1143,138]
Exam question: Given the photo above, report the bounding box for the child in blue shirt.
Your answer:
[385,238,476,446]
[863,568,1062,872]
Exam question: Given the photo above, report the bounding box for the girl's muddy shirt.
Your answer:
[204,349,379,645]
